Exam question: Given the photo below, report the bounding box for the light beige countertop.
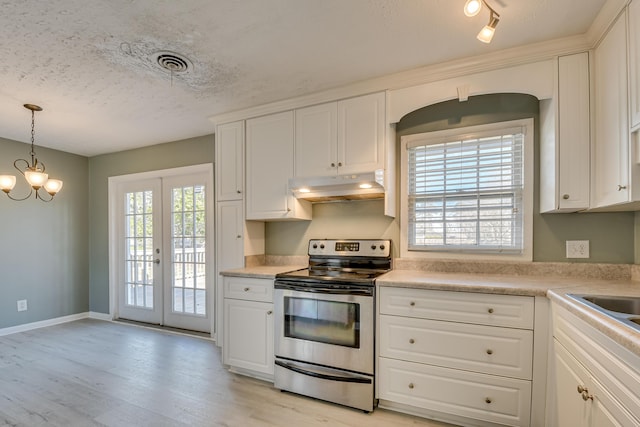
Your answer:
[378,269,640,357]
[220,265,305,279]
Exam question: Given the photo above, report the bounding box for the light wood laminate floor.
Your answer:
[0,319,454,426]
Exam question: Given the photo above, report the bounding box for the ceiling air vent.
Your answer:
[152,51,192,74]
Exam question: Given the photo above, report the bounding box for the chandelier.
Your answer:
[464,0,501,44]
[0,104,63,201]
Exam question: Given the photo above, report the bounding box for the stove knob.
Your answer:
[320,244,325,249]
[380,244,386,250]
[371,245,377,250]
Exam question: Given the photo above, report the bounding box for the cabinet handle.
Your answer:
[577,385,587,394]
[408,383,414,389]
[581,391,593,401]
[485,398,492,404]
[237,190,242,194]
[267,310,273,315]
[486,349,493,355]
[488,308,494,314]
[618,185,627,191]
[562,194,570,200]
[243,287,250,292]
[338,162,342,167]
[409,338,415,344]
[409,301,416,307]
[331,163,336,167]
[237,235,242,239]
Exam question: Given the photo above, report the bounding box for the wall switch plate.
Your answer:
[17,299,27,312]
[566,240,589,259]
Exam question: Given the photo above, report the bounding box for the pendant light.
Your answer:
[0,104,63,201]
[463,0,501,44]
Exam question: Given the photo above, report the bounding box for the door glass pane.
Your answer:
[171,185,207,316]
[124,190,154,309]
[284,297,360,348]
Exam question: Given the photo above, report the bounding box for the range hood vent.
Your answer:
[289,170,385,202]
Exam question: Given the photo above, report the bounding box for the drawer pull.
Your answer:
[577,385,587,394]
[243,287,250,292]
[408,383,414,389]
[486,349,493,355]
[487,308,494,314]
[409,301,415,307]
[485,398,492,404]
[409,338,415,344]
[581,391,593,401]
[267,310,273,315]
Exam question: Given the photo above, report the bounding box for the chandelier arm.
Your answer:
[35,189,54,202]
[4,187,34,201]
[13,158,30,176]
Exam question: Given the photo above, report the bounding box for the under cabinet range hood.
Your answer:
[289,170,385,202]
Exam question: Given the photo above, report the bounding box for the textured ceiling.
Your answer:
[0,0,607,156]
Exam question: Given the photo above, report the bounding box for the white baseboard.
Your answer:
[0,311,111,337]
[89,311,113,321]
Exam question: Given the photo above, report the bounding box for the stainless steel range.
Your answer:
[274,239,392,412]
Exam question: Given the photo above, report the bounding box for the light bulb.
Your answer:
[44,179,63,195]
[477,25,496,43]
[24,170,48,189]
[464,0,482,17]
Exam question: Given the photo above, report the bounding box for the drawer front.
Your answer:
[380,315,533,380]
[379,357,532,427]
[379,287,534,329]
[224,277,274,302]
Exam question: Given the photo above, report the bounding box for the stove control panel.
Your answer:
[308,239,391,257]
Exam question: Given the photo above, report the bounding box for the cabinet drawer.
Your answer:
[224,277,273,302]
[380,315,533,380]
[379,357,531,427]
[379,287,534,329]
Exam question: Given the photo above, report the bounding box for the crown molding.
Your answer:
[209,2,623,128]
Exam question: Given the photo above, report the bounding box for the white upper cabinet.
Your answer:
[294,92,385,178]
[246,111,312,221]
[592,10,630,209]
[337,92,386,175]
[215,121,244,201]
[540,52,591,213]
[295,102,337,177]
[630,0,640,130]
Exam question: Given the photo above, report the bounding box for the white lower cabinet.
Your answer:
[378,287,537,426]
[548,303,640,426]
[222,276,274,381]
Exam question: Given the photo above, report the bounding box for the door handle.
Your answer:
[154,258,160,264]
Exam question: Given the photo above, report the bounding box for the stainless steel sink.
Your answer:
[581,295,640,315]
[568,294,640,332]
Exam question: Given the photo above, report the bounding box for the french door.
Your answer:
[114,168,212,333]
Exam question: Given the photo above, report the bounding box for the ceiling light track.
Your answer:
[464,0,501,44]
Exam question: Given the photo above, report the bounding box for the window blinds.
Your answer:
[407,127,524,253]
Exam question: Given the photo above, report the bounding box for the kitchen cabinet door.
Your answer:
[630,0,640,129]
[215,121,244,201]
[552,340,637,427]
[540,52,590,213]
[295,102,337,177]
[223,298,274,379]
[592,11,630,208]
[216,200,244,274]
[337,92,385,175]
[246,111,311,220]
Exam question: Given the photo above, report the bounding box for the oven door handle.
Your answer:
[275,359,372,384]
[274,282,373,296]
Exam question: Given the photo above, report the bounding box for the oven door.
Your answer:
[274,280,374,375]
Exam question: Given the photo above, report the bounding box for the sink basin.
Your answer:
[581,295,640,315]
[568,294,640,333]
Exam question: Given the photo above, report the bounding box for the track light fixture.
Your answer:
[464,0,500,43]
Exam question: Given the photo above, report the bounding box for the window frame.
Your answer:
[400,118,534,261]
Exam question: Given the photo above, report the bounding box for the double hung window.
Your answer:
[401,119,533,259]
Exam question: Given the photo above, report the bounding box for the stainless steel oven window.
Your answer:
[284,296,360,348]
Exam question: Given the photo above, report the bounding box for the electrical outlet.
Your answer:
[17,299,27,312]
[566,240,590,259]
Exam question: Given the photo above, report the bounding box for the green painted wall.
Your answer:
[266,94,635,263]
[88,135,214,314]
[0,137,89,328]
